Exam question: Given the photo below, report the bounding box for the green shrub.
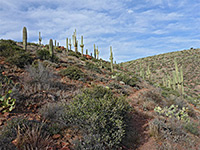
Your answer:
[116,73,139,87]
[69,51,81,58]
[85,62,102,74]
[36,49,59,62]
[60,66,84,80]
[36,49,50,60]
[63,86,132,149]
[0,39,33,68]
[184,122,199,136]
[7,51,33,68]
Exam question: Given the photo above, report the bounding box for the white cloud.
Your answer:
[0,0,200,62]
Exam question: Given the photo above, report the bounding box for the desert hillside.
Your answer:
[0,38,200,150]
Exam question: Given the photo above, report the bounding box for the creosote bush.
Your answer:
[60,66,84,80]
[62,86,132,149]
[40,86,132,149]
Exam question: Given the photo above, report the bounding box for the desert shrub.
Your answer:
[80,57,86,61]
[85,61,102,74]
[36,49,51,60]
[0,39,20,57]
[59,66,84,80]
[63,86,132,149]
[161,86,180,98]
[0,117,52,150]
[184,122,199,136]
[7,51,33,68]
[0,39,33,68]
[69,51,81,58]
[116,73,139,87]
[25,62,55,85]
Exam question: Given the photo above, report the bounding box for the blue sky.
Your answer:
[1,0,200,62]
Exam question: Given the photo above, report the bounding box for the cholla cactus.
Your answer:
[80,36,84,56]
[49,39,53,58]
[39,32,42,45]
[110,46,114,72]
[23,27,27,50]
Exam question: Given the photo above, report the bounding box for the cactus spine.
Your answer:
[80,36,84,56]
[66,38,68,56]
[72,29,78,53]
[49,39,53,58]
[39,32,42,45]
[110,46,114,73]
[69,39,72,50]
[23,27,27,50]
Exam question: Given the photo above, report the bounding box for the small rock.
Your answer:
[120,81,125,85]
[52,134,61,139]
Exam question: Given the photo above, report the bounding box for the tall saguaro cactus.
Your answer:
[72,29,78,53]
[96,46,99,59]
[80,36,84,56]
[174,58,184,95]
[54,40,57,47]
[49,39,53,58]
[110,46,114,73]
[94,44,96,59]
[66,38,69,56]
[23,27,27,50]
[86,49,88,55]
[69,39,72,50]
[39,32,42,45]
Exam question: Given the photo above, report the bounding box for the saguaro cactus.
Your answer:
[110,46,114,73]
[146,65,151,80]
[80,36,84,56]
[54,40,57,47]
[94,44,96,59]
[69,38,72,50]
[86,49,88,55]
[39,32,42,45]
[23,27,27,50]
[72,29,78,53]
[96,46,99,59]
[49,39,53,58]
[66,38,68,55]
[174,58,184,95]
